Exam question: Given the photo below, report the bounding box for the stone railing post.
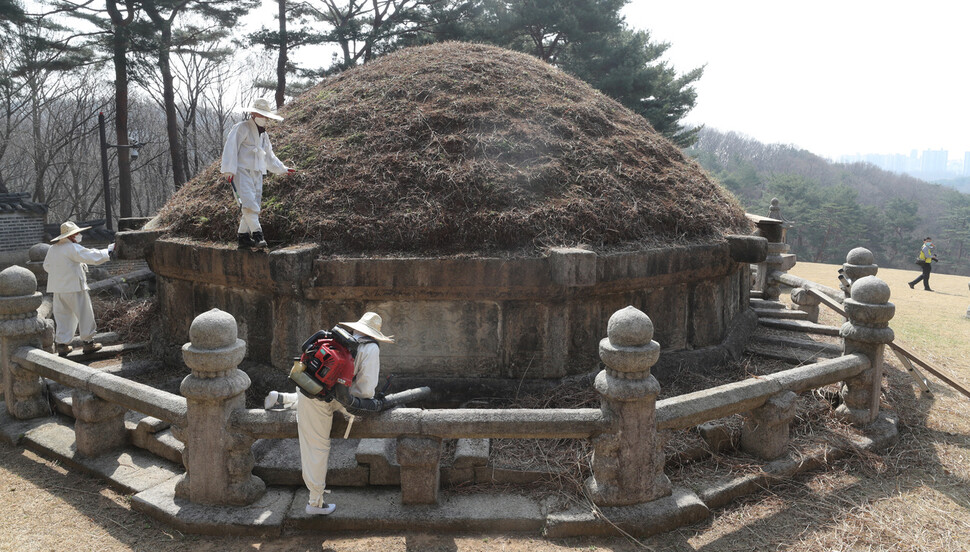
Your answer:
[586,306,670,506]
[25,243,50,290]
[838,276,894,426]
[397,435,442,504]
[790,288,820,323]
[72,389,127,456]
[174,308,265,505]
[841,247,878,296]
[740,390,797,460]
[0,266,51,419]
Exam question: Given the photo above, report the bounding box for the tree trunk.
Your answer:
[111,12,133,218]
[275,0,287,108]
[157,24,187,188]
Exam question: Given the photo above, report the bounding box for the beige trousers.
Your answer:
[52,291,97,345]
[297,393,341,507]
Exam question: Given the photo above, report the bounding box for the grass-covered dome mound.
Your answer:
[156,42,748,255]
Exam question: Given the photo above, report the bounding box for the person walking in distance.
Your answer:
[908,237,938,291]
[220,97,296,250]
[43,222,114,356]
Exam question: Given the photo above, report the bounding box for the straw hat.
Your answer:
[241,97,283,121]
[51,221,90,243]
[339,312,395,343]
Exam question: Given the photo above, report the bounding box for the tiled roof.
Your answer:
[0,192,48,214]
[44,219,116,242]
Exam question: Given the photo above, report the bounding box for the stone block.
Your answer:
[697,422,735,453]
[453,438,489,468]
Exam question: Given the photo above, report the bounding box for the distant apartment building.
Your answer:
[841,149,969,179]
[921,149,948,174]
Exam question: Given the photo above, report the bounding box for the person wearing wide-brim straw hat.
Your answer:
[262,312,394,516]
[42,221,115,356]
[220,97,297,251]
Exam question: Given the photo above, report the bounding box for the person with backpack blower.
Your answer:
[220,97,296,250]
[264,312,396,516]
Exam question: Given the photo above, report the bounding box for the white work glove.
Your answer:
[222,172,235,182]
[107,243,115,253]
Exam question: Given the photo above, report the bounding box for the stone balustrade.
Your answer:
[0,252,897,512]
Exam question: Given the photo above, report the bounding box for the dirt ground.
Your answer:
[2,263,970,551]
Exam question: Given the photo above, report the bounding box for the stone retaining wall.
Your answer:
[148,237,764,380]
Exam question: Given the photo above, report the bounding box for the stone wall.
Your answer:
[0,212,46,269]
[148,237,764,381]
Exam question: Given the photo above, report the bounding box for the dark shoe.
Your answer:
[252,231,268,250]
[56,343,72,357]
[908,282,915,289]
[924,288,933,292]
[82,341,102,354]
[237,233,255,249]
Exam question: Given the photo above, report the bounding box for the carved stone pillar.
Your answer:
[0,266,50,419]
[175,308,264,505]
[73,389,127,456]
[838,276,894,426]
[586,306,670,506]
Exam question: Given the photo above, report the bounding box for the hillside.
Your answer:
[688,128,970,274]
[155,43,748,256]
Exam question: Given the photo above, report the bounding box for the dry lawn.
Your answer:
[2,262,970,551]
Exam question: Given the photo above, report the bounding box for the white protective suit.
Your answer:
[220,118,289,234]
[295,334,381,508]
[43,240,111,345]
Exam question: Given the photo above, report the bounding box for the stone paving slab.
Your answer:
[285,487,546,534]
[20,416,183,495]
[0,405,52,446]
[132,477,294,538]
[544,487,709,538]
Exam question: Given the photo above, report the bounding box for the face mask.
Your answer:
[253,115,268,126]
[74,234,82,244]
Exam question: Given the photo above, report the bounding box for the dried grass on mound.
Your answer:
[92,296,157,344]
[157,42,748,255]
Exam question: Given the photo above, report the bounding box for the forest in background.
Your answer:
[0,0,703,227]
[688,128,970,276]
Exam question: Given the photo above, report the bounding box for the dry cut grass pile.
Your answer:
[156,42,748,255]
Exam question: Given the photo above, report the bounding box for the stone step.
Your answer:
[757,318,842,337]
[745,342,838,364]
[58,342,148,362]
[750,290,764,299]
[749,333,842,357]
[750,298,786,310]
[752,308,811,321]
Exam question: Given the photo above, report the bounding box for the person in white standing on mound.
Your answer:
[43,221,114,356]
[220,97,296,250]
[264,312,394,516]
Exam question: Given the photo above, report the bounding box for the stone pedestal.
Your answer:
[175,308,265,505]
[397,436,442,504]
[838,276,894,426]
[0,266,50,419]
[740,391,797,460]
[842,248,879,296]
[73,389,127,456]
[586,306,670,506]
[790,287,820,323]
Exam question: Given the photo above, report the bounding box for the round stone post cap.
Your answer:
[607,305,654,347]
[188,308,239,350]
[0,266,37,297]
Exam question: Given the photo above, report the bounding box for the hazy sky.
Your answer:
[622,1,970,160]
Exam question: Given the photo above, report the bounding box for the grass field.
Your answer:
[1,261,969,551]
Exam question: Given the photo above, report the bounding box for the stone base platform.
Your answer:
[0,404,899,539]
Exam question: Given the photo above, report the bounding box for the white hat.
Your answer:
[240,97,283,121]
[339,312,395,343]
[51,221,90,243]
